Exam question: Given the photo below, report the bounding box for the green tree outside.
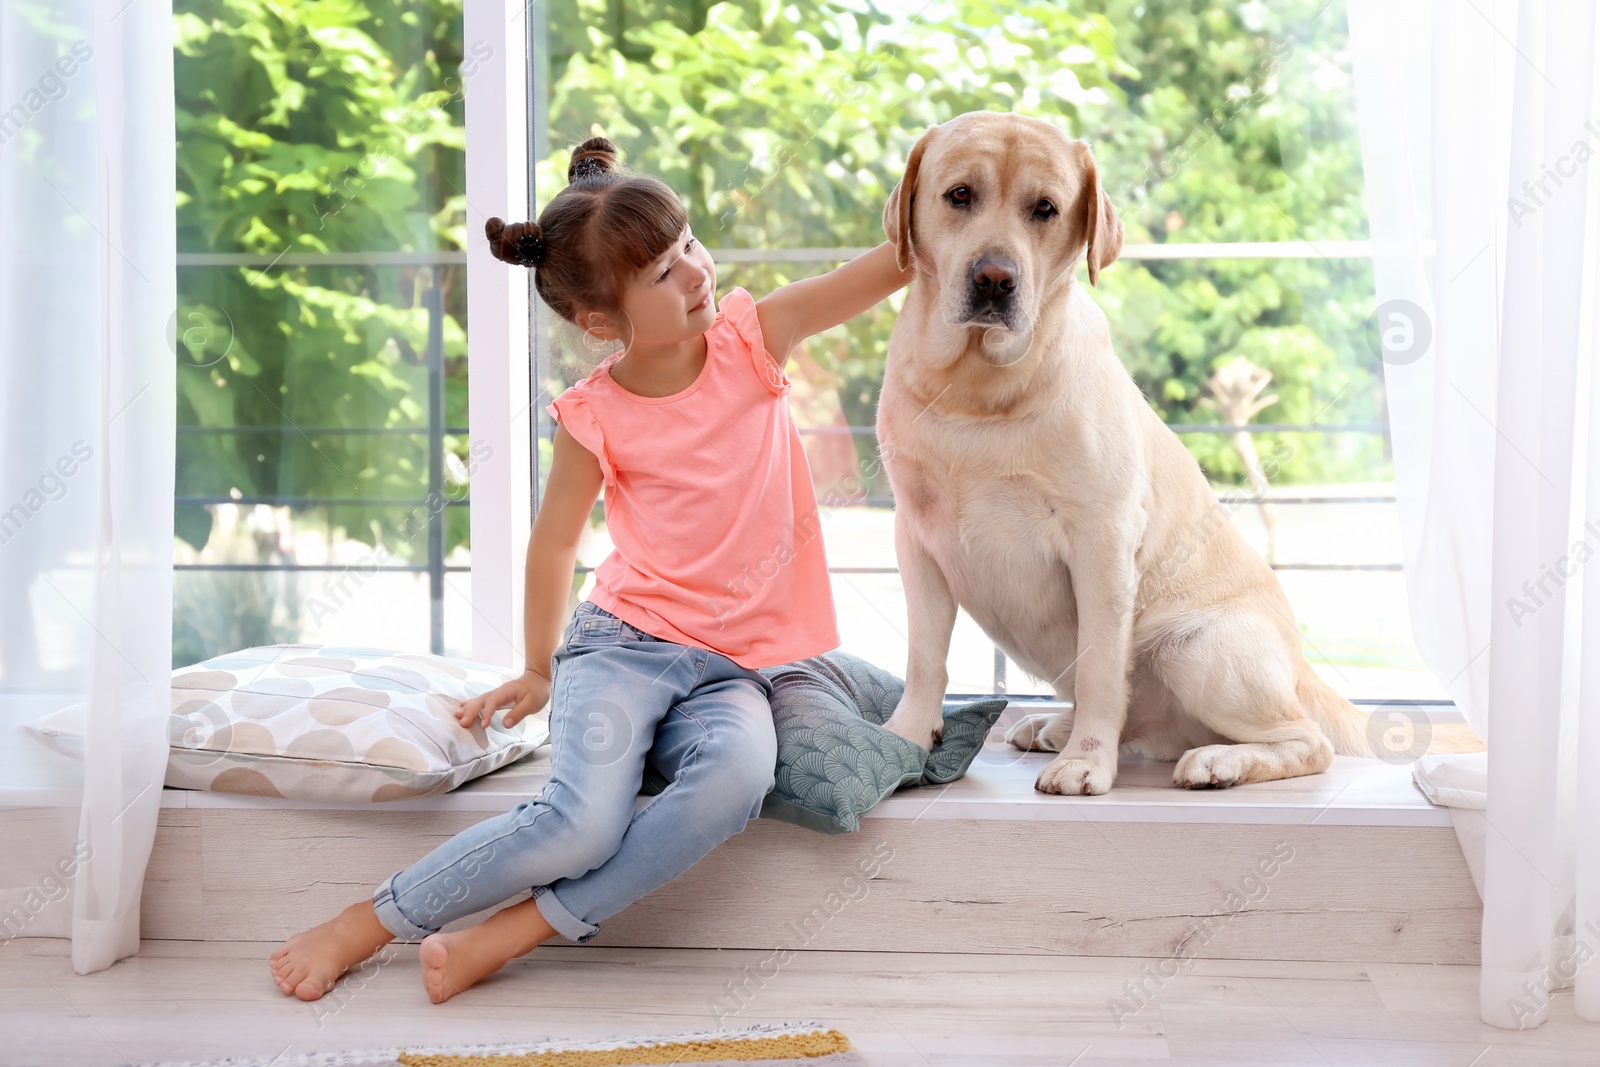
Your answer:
[173,0,1386,662]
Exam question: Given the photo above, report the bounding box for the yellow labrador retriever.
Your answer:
[875,111,1483,795]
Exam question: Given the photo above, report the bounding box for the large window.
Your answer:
[533,0,1439,701]
[172,2,473,665]
[168,1,1437,702]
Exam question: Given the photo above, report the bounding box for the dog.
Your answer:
[874,111,1483,795]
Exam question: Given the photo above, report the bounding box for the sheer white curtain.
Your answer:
[1350,0,1600,1030]
[0,0,175,973]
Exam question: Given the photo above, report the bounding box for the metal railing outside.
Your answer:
[175,253,465,653]
[177,244,1398,684]
[698,243,1397,693]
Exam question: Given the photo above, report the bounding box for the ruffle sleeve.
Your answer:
[720,286,790,396]
[546,388,615,489]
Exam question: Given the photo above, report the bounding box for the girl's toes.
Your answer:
[274,959,307,995]
[295,977,329,1002]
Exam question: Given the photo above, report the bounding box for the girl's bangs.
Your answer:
[604,182,689,274]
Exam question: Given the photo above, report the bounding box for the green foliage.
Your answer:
[171,1,1389,662]
[540,0,1385,486]
[174,0,471,560]
[175,0,1386,554]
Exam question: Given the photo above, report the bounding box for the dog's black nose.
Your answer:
[971,256,1017,295]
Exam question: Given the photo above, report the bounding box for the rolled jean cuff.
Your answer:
[372,873,440,942]
[532,885,599,943]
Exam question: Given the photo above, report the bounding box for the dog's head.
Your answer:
[883,112,1122,344]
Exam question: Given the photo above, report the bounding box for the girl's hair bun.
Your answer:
[568,137,619,183]
[485,216,546,268]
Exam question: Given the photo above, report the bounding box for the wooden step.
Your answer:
[1,694,1479,965]
[118,744,1479,965]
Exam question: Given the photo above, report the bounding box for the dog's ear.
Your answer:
[883,124,938,273]
[1076,142,1123,287]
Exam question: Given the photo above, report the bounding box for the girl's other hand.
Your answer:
[456,669,552,730]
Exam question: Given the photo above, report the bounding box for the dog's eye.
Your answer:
[1034,199,1057,220]
[946,186,972,207]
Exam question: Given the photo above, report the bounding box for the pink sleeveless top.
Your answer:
[545,287,839,670]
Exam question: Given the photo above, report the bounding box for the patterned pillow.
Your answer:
[24,644,549,803]
[921,698,1010,785]
[640,650,1008,834]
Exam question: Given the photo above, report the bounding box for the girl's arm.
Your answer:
[755,241,913,363]
[458,422,603,728]
[521,423,604,673]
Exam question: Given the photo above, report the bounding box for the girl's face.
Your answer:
[614,225,718,347]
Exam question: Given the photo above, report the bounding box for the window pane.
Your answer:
[174,4,470,665]
[535,0,1442,700]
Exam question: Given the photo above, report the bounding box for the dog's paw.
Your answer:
[1035,755,1115,796]
[1005,712,1070,752]
[1038,714,1076,752]
[1173,745,1248,789]
[1003,715,1046,751]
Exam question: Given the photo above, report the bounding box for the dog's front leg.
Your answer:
[882,517,957,749]
[1036,539,1136,795]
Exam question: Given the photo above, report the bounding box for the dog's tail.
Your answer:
[1294,660,1485,758]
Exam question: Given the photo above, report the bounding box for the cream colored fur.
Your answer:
[875,112,1483,795]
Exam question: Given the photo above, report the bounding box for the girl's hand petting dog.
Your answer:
[456,669,552,730]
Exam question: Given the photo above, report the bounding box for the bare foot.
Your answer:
[419,897,556,1004]
[269,900,394,1001]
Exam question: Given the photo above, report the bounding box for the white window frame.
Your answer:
[464,0,534,670]
[468,9,1437,708]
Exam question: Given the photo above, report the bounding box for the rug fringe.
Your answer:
[128,1022,846,1067]
[400,1025,852,1065]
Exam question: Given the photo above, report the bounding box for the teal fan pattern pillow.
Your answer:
[640,650,1007,834]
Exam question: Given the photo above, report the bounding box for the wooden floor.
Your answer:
[5,935,1597,1067]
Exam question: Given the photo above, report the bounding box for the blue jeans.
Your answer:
[371,602,777,943]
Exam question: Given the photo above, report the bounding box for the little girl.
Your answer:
[270,136,912,1004]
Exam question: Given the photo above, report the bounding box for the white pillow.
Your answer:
[25,644,549,802]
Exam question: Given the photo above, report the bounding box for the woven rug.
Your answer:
[129,1023,865,1067]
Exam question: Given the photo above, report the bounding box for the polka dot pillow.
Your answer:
[27,644,550,802]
